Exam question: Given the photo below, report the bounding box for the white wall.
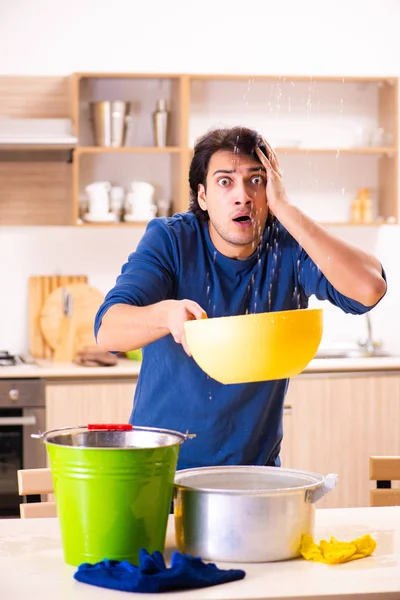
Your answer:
[1,0,399,354]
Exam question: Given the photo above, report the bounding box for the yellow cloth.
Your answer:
[299,534,376,564]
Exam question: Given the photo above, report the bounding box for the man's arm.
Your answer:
[95,219,206,356]
[97,299,205,356]
[256,143,386,307]
[273,203,386,307]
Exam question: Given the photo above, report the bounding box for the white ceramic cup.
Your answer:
[85,181,111,218]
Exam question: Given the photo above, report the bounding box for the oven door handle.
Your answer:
[0,416,37,426]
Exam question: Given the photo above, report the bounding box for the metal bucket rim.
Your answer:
[174,465,325,495]
[33,424,194,449]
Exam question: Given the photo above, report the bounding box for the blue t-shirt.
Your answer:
[94,212,378,470]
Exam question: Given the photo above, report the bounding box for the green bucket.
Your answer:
[33,424,194,566]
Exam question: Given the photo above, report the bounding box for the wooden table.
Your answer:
[1,506,400,599]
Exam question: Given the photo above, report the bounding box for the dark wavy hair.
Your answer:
[188,126,270,222]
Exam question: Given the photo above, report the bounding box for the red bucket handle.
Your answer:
[88,424,133,431]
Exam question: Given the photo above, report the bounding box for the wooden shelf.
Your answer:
[77,219,397,228]
[189,74,396,84]
[76,146,181,155]
[75,72,182,80]
[78,220,150,227]
[275,147,396,155]
[189,146,397,155]
[321,221,397,227]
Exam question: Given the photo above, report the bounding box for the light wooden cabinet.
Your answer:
[280,372,400,509]
[45,378,137,430]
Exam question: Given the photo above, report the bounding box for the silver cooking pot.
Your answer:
[174,465,337,563]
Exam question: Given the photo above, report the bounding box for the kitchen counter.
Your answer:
[1,355,400,379]
[1,506,400,599]
[0,358,141,379]
[304,355,400,374]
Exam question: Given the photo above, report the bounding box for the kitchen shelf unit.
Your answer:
[71,72,190,226]
[0,73,398,226]
[187,74,398,227]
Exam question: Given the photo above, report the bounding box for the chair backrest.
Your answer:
[370,456,400,507]
[17,468,56,518]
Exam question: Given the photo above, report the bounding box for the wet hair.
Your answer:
[188,126,270,222]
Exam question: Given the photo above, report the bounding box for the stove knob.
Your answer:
[9,388,20,402]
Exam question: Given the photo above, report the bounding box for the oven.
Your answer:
[0,379,46,516]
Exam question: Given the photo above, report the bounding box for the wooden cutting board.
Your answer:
[28,275,88,358]
[39,283,104,357]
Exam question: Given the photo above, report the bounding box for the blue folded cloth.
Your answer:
[74,548,246,593]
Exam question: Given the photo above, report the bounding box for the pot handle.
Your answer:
[31,424,87,440]
[88,424,133,431]
[309,473,338,504]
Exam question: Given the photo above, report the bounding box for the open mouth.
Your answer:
[232,214,253,227]
[233,215,252,223]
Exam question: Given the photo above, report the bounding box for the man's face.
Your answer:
[197,150,268,259]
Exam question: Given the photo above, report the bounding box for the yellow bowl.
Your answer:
[184,308,323,384]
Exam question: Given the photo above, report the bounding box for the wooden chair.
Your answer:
[369,456,400,507]
[17,468,57,518]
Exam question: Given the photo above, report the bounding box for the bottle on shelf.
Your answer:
[360,188,373,224]
[351,188,374,224]
[153,99,169,147]
[351,190,364,224]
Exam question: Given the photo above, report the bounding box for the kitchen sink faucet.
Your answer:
[357,313,380,355]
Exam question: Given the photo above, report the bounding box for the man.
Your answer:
[95,127,386,470]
